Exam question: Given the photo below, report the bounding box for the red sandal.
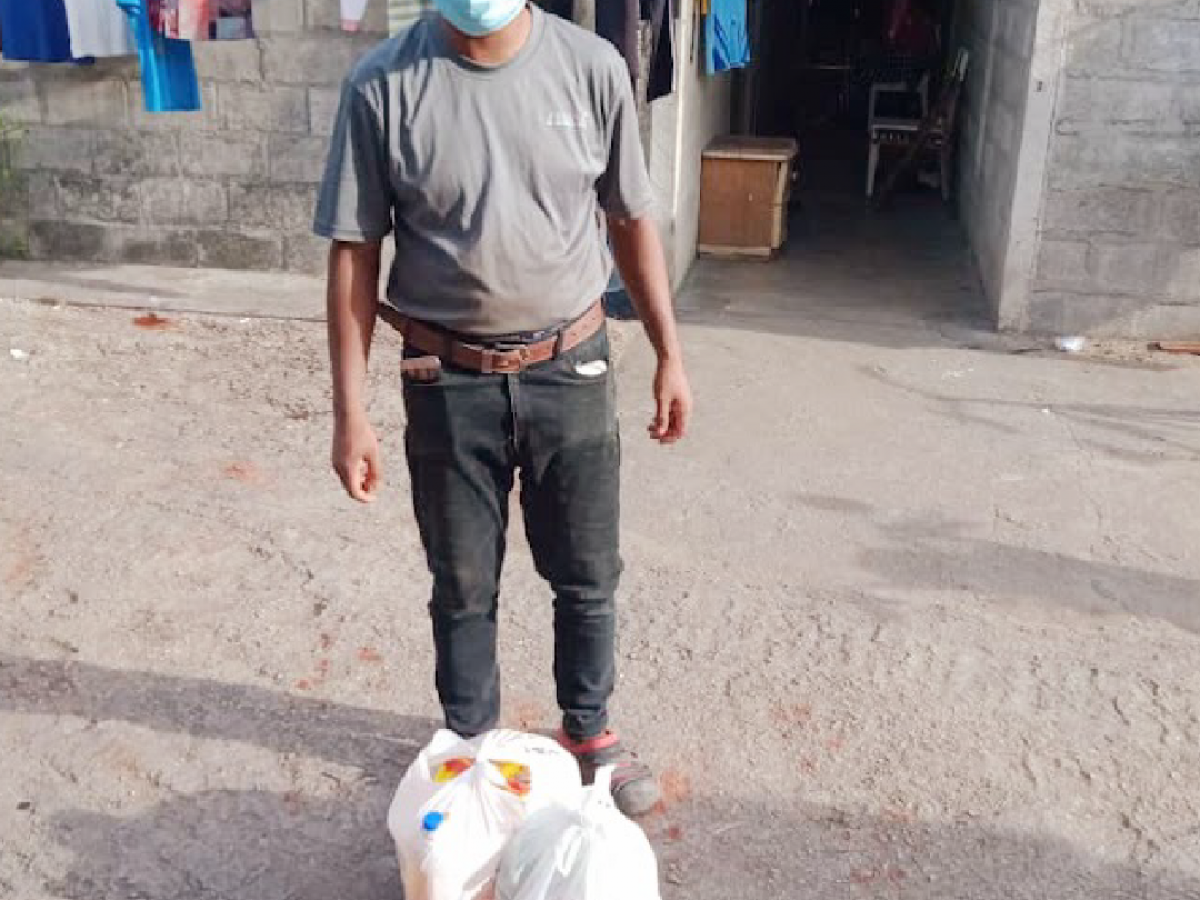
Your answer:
[557,730,662,818]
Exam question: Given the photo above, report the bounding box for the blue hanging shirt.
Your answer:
[115,0,201,113]
[705,0,750,75]
[0,0,75,62]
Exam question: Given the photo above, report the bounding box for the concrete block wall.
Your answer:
[1030,0,1200,337]
[0,0,384,274]
[956,0,1042,321]
[646,0,731,288]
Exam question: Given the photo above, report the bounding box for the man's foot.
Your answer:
[557,730,662,818]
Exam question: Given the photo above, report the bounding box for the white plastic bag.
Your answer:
[387,729,584,900]
[494,766,662,900]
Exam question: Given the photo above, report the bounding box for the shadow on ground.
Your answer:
[861,363,1200,464]
[3,655,1197,900]
[679,195,997,352]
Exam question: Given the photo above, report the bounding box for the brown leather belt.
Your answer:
[378,300,605,374]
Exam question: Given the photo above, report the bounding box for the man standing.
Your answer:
[314,0,691,816]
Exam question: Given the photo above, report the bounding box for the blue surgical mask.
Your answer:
[435,0,525,36]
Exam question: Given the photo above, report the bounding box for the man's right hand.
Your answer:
[332,415,382,503]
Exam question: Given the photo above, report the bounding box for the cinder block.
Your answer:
[181,133,268,178]
[308,86,342,136]
[268,133,328,183]
[261,35,372,84]
[1164,247,1200,301]
[137,178,228,226]
[0,166,25,213]
[1125,18,1200,73]
[25,171,60,218]
[1042,187,1159,235]
[228,183,279,228]
[28,220,109,261]
[1025,290,1155,337]
[0,74,41,124]
[1161,191,1200,242]
[0,218,30,259]
[275,184,319,229]
[54,175,141,223]
[38,77,128,126]
[227,183,318,230]
[1065,14,1125,77]
[218,84,308,133]
[306,0,343,31]
[196,229,284,269]
[254,0,305,33]
[117,226,200,266]
[283,233,328,273]
[6,125,95,173]
[1056,76,1179,133]
[92,130,182,177]
[193,41,264,82]
[1089,241,1164,294]
[1035,239,1090,289]
[128,81,220,132]
[1046,134,1200,190]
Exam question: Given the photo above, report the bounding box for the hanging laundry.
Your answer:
[0,0,76,62]
[63,0,137,58]
[704,0,749,75]
[595,0,637,85]
[644,0,673,101]
[149,0,254,41]
[593,0,674,100]
[341,0,368,31]
[117,0,202,112]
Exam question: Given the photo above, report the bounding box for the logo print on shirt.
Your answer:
[545,111,593,130]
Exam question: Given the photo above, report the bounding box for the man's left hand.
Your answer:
[649,357,692,444]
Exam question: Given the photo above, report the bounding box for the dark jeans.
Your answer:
[402,326,621,742]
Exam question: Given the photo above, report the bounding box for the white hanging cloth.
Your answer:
[341,0,370,30]
[63,0,137,57]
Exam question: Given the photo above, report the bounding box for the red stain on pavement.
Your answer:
[358,646,383,663]
[133,313,172,330]
[222,461,263,484]
[659,768,693,806]
[295,679,312,691]
[771,701,813,731]
[666,825,684,841]
[850,865,906,886]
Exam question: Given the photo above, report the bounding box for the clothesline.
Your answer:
[0,0,746,117]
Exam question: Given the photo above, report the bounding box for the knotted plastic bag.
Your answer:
[387,729,584,900]
[494,766,662,900]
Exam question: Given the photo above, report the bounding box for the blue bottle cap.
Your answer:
[422,811,445,833]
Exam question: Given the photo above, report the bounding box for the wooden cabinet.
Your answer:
[698,136,799,259]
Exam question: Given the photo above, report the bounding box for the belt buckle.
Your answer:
[484,347,527,374]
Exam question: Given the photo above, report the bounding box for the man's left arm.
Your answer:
[595,49,692,444]
[608,214,692,444]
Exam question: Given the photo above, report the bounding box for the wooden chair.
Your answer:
[869,48,970,206]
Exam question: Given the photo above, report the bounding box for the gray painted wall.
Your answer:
[956,0,1043,324]
[0,1,384,274]
[1030,0,1200,337]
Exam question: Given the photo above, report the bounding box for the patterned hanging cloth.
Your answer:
[148,0,254,40]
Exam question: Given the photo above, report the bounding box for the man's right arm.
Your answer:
[327,238,383,502]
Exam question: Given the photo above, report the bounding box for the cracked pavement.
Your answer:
[2,255,1200,899]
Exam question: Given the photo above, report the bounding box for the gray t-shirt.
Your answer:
[313,5,655,335]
